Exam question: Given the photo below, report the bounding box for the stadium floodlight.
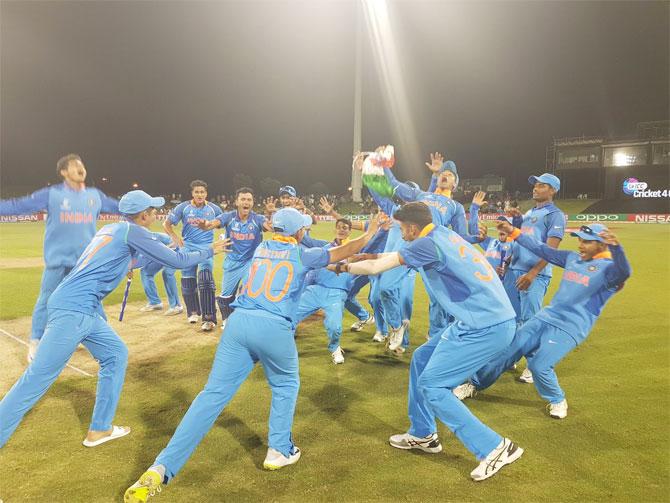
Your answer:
[614,152,630,166]
[361,0,421,177]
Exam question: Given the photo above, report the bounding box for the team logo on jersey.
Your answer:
[531,217,538,223]
[248,223,255,231]
[60,198,71,211]
[588,265,597,272]
[232,222,241,231]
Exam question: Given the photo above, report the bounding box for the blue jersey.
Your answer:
[510,203,565,277]
[513,233,631,342]
[480,237,513,270]
[216,210,266,262]
[399,225,516,329]
[0,183,119,268]
[48,222,213,316]
[133,232,174,270]
[168,201,223,246]
[232,237,329,326]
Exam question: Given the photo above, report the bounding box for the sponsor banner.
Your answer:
[0,214,44,223]
[315,215,335,221]
[98,214,168,221]
[569,214,626,222]
[627,214,670,224]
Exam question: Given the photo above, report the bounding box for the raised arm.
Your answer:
[600,231,632,288]
[383,167,421,202]
[499,221,570,269]
[367,187,397,217]
[0,187,50,216]
[325,216,379,264]
[97,190,120,214]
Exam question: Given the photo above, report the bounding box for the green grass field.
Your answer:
[0,219,669,502]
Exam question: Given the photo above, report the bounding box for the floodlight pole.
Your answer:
[351,1,363,203]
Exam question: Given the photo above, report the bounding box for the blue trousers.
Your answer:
[379,267,414,347]
[501,272,521,322]
[220,258,251,298]
[31,266,72,340]
[407,319,516,460]
[472,318,577,404]
[507,270,550,324]
[141,262,181,308]
[181,242,213,278]
[369,275,387,335]
[154,310,299,481]
[345,274,371,321]
[295,286,347,352]
[0,309,128,447]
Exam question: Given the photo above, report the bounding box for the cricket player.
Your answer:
[338,202,522,481]
[0,190,230,449]
[454,222,631,419]
[136,233,183,316]
[124,208,378,502]
[197,187,272,326]
[509,173,565,383]
[0,154,119,360]
[164,180,222,331]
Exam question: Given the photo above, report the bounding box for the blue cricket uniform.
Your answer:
[0,183,119,340]
[136,233,181,309]
[508,202,565,324]
[0,221,214,447]
[472,232,631,404]
[152,236,330,481]
[397,224,517,460]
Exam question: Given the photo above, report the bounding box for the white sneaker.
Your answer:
[331,346,345,364]
[187,314,200,324]
[27,339,40,363]
[387,320,409,351]
[519,368,534,383]
[263,446,301,470]
[453,382,477,401]
[548,399,568,419]
[372,331,387,343]
[389,432,442,453]
[351,314,375,332]
[164,306,184,316]
[470,438,524,481]
[139,303,163,313]
[392,346,406,355]
[201,321,215,331]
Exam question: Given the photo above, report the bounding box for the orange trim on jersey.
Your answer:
[272,234,298,244]
[592,251,612,260]
[434,188,452,198]
[508,228,522,240]
[418,223,436,238]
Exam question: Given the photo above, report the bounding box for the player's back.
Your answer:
[48,222,134,314]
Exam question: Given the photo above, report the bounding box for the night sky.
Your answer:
[1,1,668,197]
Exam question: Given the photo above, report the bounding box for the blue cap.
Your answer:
[272,207,312,236]
[439,160,459,187]
[119,190,165,215]
[279,185,297,198]
[496,215,513,224]
[529,173,560,191]
[570,223,607,242]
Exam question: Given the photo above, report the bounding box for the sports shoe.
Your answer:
[263,446,301,470]
[187,314,199,324]
[201,321,216,332]
[163,306,184,316]
[518,368,534,383]
[548,399,568,419]
[139,303,163,312]
[27,339,40,363]
[124,468,163,502]
[392,346,406,355]
[351,314,375,332]
[470,438,524,481]
[389,432,442,453]
[453,382,477,400]
[331,346,345,364]
[372,331,387,343]
[387,320,409,351]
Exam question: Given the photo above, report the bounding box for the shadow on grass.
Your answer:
[53,379,96,435]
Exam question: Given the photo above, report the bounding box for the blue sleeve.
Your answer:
[211,203,223,217]
[126,225,213,269]
[604,245,632,288]
[97,189,120,214]
[512,214,523,229]
[300,233,329,248]
[398,236,441,269]
[154,232,173,246]
[301,247,330,269]
[254,214,267,227]
[427,175,438,193]
[515,232,571,268]
[361,228,389,253]
[478,236,494,251]
[468,204,481,235]
[367,187,397,216]
[0,187,50,215]
[384,168,420,202]
[168,203,184,225]
[546,210,566,240]
[216,211,235,228]
[450,204,479,244]
[132,254,152,270]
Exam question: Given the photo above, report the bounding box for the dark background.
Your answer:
[1,1,668,197]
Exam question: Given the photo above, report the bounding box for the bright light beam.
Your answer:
[362,0,421,176]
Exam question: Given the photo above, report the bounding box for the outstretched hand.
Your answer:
[472,191,487,207]
[598,231,620,246]
[425,152,444,173]
[496,220,514,234]
[212,237,232,255]
[319,196,333,214]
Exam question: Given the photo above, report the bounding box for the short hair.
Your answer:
[335,218,352,230]
[56,154,82,176]
[235,187,254,198]
[190,180,208,190]
[392,202,432,229]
